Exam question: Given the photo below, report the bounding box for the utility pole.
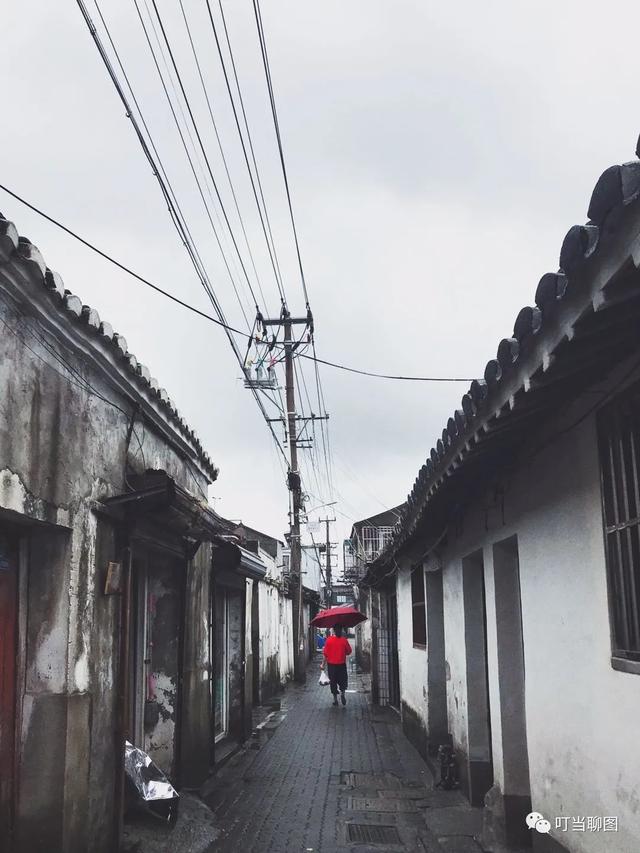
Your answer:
[318,516,336,607]
[259,308,329,682]
[264,309,308,682]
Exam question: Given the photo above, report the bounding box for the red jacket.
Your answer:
[323,636,352,665]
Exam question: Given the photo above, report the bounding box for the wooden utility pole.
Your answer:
[318,516,336,607]
[264,310,308,682]
[261,309,328,682]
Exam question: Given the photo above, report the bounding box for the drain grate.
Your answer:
[347,796,426,813]
[347,823,401,844]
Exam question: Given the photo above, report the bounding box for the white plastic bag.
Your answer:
[319,670,330,686]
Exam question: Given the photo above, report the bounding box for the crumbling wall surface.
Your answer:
[180,542,213,787]
[257,582,281,702]
[226,590,244,742]
[0,283,210,535]
[0,273,211,850]
[144,556,180,778]
[14,507,118,853]
[279,595,294,686]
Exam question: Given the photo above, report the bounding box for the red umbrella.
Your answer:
[310,605,367,629]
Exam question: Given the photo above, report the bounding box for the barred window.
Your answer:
[411,565,426,649]
[598,393,640,670]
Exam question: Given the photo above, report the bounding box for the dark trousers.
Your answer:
[328,663,348,695]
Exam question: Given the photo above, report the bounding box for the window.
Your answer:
[410,565,426,648]
[598,392,640,672]
[361,526,396,561]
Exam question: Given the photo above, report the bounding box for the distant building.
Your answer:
[342,507,404,673]
[331,581,355,607]
[343,507,404,583]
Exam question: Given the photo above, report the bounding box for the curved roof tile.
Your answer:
[370,136,640,570]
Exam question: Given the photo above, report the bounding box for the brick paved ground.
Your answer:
[202,658,484,853]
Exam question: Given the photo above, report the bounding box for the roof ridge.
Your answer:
[384,136,640,558]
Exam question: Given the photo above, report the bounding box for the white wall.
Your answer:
[257,581,294,700]
[396,565,428,731]
[433,395,640,853]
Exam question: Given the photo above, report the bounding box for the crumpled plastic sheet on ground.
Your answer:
[125,740,179,802]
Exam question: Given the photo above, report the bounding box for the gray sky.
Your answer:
[2,1,639,565]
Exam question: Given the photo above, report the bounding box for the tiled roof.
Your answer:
[0,212,218,481]
[370,135,640,572]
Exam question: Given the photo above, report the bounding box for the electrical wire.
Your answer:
[0,184,475,383]
[252,0,309,307]
[177,0,273,316]
[75,1,289,466]
[205,0,287,305]
[91,0,252,332]
[136,0,265,319]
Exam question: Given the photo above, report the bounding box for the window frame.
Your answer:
[597,390,640,674]
[410,564,427,649]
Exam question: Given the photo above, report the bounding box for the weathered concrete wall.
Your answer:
[0,237,213,851]
[227,589,245,743]
[257,581,294,702]
[180,542,213,787]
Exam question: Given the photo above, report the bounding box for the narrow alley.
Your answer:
[203,659,483,853]
[4,5,640,853]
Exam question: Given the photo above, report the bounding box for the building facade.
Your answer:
[0,212,266,852]
[361,144,640,853]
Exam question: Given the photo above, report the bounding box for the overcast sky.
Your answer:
[2,1,639,567]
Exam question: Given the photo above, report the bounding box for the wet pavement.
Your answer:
[202,658,484,853]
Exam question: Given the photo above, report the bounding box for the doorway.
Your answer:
[493,536,531,847]
[387,593,401,710]
[213,588,229,741]
[127,546,183,778]
[0,527,18,847]
[462,550,493,806]
[425,569,448,752]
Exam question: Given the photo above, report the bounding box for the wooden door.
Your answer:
[0,529,18,847]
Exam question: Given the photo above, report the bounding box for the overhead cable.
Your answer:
[206,0,287,305]
[252,0,309,307]
[0,184,475,384]
[75,1,288,464]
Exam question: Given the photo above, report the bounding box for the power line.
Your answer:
[0,184,476,384]
[176,0,273,316]
[252,0,309,308]
[146,0,267,315]
[90,0,252,332]
[132,0,254,329]
[75,1,289,466]
[205,0,287,306]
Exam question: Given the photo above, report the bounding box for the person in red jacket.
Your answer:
[320,624,352,706]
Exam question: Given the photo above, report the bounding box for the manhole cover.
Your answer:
[347,823,401,844]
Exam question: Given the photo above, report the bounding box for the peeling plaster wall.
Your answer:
[144,560,180,777]
[257,582,294,702]
[0,287,211,852]
[180,542,213,787]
